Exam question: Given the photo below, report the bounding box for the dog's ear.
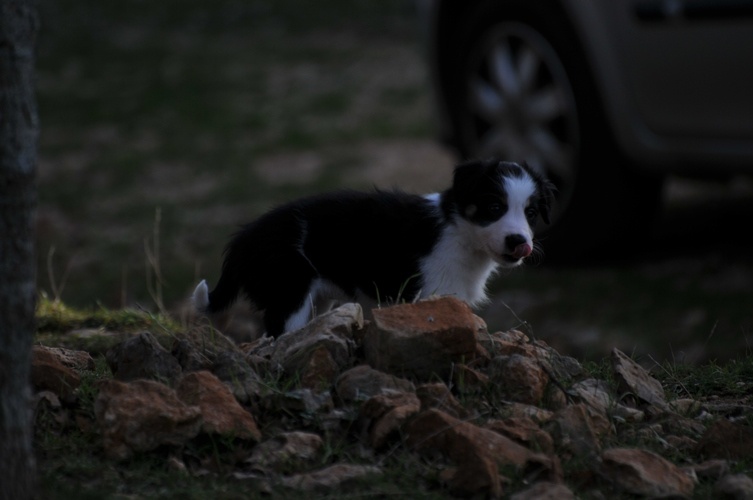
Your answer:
[452,158,494,195]
[537,179,557,225]
[452,159,484,191]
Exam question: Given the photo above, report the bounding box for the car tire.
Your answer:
[442,0,664,262]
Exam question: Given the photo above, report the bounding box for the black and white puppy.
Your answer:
[193,159,554,337]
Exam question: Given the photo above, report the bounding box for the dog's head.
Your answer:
[444,159,555,266]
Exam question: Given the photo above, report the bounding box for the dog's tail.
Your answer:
[192,274,240,314]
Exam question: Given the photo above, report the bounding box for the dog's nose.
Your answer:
[506,234,527,249]
[505,234,532,259]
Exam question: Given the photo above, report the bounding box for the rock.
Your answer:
[106,331,182,384]
[211,350,265,404]
[502,402,556,425]
[703,402,753,418]
[439,459,502,499]
[546,403,611,458]
[665,435,698,451]
[715,473,753,499]
[229,471,274,494]
[171,339,214,372]
[488,354,548,405]
[690,459,731,480]
[335,365,415,403]
[300,344,341,389]
[318,407,359,435]
[263,388,334,415]
[363,297,479,379]
[31,346,81,401]
[670,398,703,416]
[541,351,584,383]
[406,408,559,498]
[510,481,575,500]
[242,335,277,361]
[239,336,275,375]
[359,392,421,449]
[620,423,663,446]
[247,431,323,470]
[33,390,68,433]
[416,382,469,419]
[239,335,275,355]
[175,371,261,441]
[35,345,95,371]
[281,463,382,492]
[662,413,706,438]
[696,419,753,460]
[485,417,555,455]
[476,329,537,359]
[569,378,612,414]
[477,329,582,379]
[610,405,645,424]
[94,379,202,460]
[543,383,569,411]
[270,303,361,388]
[172,323,241,371]
[611,348,668,410]
[600,448,695,498]
[452,363,489,392]
[166,454,188,474]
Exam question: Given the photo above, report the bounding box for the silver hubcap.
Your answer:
[464,23,579,209]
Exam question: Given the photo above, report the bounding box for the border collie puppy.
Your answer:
[193,159,554,337]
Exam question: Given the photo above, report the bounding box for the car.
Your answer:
[416,0,753,260]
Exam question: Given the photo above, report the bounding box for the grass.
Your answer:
[35,295,180,354]
[655,357,753,402]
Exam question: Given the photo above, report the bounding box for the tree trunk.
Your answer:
[0,0,39,498]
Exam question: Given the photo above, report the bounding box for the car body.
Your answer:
[416,0,753,258]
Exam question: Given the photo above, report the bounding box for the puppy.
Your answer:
[193,159,554,337]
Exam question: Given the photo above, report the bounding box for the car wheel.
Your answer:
[444,0,664,262]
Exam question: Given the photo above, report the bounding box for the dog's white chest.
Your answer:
[418,226,498,306]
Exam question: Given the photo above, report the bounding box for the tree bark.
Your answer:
[0,0,39,498]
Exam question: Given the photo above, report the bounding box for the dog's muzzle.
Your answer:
[502,234,532,262]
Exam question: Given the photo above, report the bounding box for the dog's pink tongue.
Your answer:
[512,243,532,259]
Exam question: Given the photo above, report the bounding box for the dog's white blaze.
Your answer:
[480,175,537,259]
[503,175,537,240]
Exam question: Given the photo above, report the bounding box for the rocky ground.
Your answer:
[34,297,753,498]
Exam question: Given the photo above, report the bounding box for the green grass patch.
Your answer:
[35,295,180,354]
[655,357,753,400]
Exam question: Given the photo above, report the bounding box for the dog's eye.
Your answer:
[525,207,538,220]
[488,202,505,215]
